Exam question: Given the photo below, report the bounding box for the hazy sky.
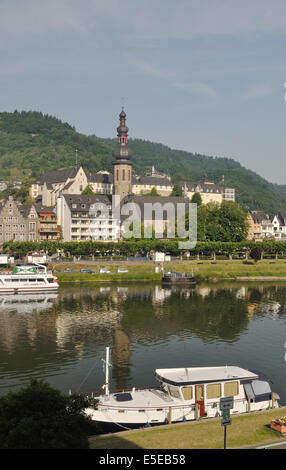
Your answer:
[1,0,286,184]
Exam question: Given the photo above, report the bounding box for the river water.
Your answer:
[0,282,285,404]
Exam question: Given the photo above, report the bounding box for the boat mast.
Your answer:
[102,346,111,396]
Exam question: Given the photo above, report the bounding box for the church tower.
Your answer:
[112,107,133,201]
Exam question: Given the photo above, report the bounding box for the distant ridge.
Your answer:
[0,110,285,213]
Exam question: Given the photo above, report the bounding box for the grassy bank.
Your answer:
[52,259,286,285]
[88,407,286,450]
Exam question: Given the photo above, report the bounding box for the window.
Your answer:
[168,387,180,399]
[122,169,125,181]
[182,386,193,400]
[207,383,221,399]
[224,381,239,396]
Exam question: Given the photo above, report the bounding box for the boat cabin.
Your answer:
[155,366,273,417]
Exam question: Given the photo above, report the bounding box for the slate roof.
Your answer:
[133,176,173,187]
[181,181,223,193]
[38,167,78,184]
[63,194,112,213]
[35,204,56,215]
[276,211,286,226]
[249,211,270,224]
[87,173,113,184]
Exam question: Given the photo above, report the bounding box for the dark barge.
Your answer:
[161,271,196,286]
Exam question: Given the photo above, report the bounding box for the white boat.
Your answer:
[0,264,59,294]
[84,347,280,432]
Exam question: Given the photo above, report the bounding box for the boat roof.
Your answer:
[155,366,258,386]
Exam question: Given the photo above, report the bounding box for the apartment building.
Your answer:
[57,194,119,242]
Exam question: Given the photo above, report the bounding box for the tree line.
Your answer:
[3,239,286,259]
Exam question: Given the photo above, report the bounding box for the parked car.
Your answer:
[117,268,128,273]
[64,268,74,273]
[99,268,111,273]
[80,268,95,274]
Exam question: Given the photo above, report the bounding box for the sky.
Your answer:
[1,0,286,184]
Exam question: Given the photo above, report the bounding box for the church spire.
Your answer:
[112,107,133,200]
[112,107,133,161]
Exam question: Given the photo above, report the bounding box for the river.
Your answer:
[0,282,285,404]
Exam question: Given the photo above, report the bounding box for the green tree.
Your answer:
[0,379,94,449]
[218,201,248,242]
[170,184,183,197]
[191,192,202,206]
[81,184,94,195]
[146,187,160,196]
[249,246,262,263]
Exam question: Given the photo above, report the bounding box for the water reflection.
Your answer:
[0,283,286,402]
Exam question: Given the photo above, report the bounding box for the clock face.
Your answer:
[120,148,128,156]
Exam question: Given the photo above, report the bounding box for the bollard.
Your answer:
[168,407,172,424]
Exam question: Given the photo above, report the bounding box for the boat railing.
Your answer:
[81,386,154,396]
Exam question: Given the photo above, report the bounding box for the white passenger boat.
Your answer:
[0,264,59,294]
[84,347,280,432]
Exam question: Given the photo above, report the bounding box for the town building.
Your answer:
[223,187,235,202]
[87,171,113,194]
[0,196,38,243]
[30,166,88,206]
[35,205,62,241]
[132,175,173,196]
[271,212,286,239]
[181,180,224,205]
[247,211,274,240]
[121,195,190,239]
[57,193,119,242]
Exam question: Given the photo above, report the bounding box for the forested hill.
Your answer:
[0,110,285,213]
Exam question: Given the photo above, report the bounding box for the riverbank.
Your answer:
[53,259,286,284]
[88,407,286,450]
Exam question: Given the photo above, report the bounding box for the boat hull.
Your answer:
[0,285,59,294]
[88,401,279,435]
[162,277,195,285]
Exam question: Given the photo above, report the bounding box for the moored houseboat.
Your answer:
[84,347,280,432]
[0,264,59,294]
[162,271,195,286]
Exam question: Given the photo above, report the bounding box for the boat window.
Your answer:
[36,279,45,282]
[207,383,222,399]
[182,386,193,400]
[29,279,36,282]
[224,381,239,396]
[168,387,180,399]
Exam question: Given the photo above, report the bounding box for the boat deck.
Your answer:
[98,388,177,410]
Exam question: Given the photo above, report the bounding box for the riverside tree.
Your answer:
[0,379,94,449]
